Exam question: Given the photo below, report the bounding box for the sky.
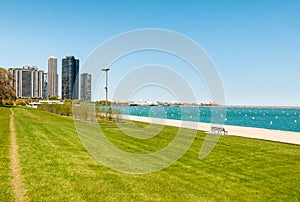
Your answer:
[0,0,299,106]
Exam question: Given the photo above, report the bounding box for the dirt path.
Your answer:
[10,108,27,202]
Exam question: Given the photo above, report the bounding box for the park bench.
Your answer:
[210,126,228,135]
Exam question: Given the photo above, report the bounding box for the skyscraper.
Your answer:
[9,66,44,98]
[61,56,79,100]
[43,73,48,98]
[48,56,58,97]
[80,73,92,101]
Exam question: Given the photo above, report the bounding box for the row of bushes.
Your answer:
[0,98,39,106]
[0,98,120,122]
[0,99,15,106]
[38,103,72,116]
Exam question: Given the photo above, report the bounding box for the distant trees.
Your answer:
[95,100,112,106]
[49,95,59,100]
[15,99,28,106]
[0,67,15,105]
[38,103,72,116]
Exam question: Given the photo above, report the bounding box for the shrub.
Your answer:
[2,99,14,106]
[38,103,72,117]
[15,99,28,106]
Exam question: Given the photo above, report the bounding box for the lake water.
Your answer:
[104,106,300,132]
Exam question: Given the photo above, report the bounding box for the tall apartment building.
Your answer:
[43,73,48,98]
[80,73,92,101]
[9,66,44,98]
[47,56,58,97]
[61,56,79,100]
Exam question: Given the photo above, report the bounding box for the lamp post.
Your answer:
[101,68,110,119]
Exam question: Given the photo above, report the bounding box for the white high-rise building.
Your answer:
[80,73,92,101]
[48,56,58,97]
[9,66,44,98]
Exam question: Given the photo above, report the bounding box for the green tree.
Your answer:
[0,67,15,104]
[96,100,112,106]
[49,95,59,100]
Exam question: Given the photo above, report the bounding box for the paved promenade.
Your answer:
[120,115,300,145]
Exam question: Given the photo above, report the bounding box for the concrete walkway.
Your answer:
[120,115,300,145]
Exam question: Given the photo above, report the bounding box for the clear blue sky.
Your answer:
[1,0,299,106]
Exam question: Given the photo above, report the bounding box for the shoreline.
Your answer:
[119,115,300,145]
[222,105,300,109]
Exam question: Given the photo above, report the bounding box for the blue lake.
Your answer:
[101,106,300,132]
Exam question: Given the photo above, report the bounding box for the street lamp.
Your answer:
[101,68,110,119]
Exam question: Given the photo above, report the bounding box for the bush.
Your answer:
[2,99,14,106]
[38,103,72,117]
[15,99,28,106]
[96,100,112,106]
[49,95,59,100]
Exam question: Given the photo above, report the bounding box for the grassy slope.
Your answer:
[0,106,13,201]
[8,107,300,201]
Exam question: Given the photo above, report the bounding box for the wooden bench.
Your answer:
[210,126,228,135]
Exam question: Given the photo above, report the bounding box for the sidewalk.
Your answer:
[120,115,300,145]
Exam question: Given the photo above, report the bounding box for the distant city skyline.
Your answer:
[0,1,300,105]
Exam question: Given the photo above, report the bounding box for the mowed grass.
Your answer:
[0,106,13,201]
[2,106,300,201]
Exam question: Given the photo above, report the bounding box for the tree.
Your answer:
[0,67,15,104]
[49,95,59,100]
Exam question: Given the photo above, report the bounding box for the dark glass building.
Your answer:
[61,56,79,100]
[43,73,48,98]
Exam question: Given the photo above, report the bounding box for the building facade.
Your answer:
[47,56,58,97]
[9,66,44,98]
[43,73,48,98]
[61,56,79,100]
[80,73,92,101]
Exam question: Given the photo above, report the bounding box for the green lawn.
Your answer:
[0,106,13,201]
[1,106,300,201]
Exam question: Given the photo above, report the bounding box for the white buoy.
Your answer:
[270,121,273,125]
[295,120,297,123]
